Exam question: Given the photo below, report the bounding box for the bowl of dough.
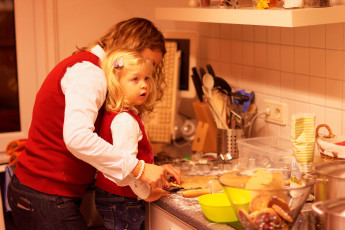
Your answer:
[218,168,315,230]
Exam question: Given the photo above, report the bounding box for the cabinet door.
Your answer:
[147,204,195,230]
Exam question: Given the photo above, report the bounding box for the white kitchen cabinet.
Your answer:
[155,5,345,27]
[146,203,196,230]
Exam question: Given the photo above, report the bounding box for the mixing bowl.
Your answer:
[219,168,315,230]
[198,193,238,223]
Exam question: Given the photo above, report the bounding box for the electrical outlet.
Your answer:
[264,99,287,126]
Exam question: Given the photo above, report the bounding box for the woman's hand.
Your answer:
[144,188,170,202]
[137,163,167,189]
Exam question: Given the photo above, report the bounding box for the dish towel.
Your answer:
[291,113,316,172]
[4,165,15,212]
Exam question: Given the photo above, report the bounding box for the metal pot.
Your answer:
[313,160,345,201]
[312,197,345,229]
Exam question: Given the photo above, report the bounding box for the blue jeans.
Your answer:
[7,175,88,230]
[94,187,145,230]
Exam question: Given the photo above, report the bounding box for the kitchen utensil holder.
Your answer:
[217,128,244,159]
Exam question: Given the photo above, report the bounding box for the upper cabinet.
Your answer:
[155,6,345,27]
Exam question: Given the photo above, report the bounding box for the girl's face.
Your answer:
[140,48,163,67]
[119,66,151,106]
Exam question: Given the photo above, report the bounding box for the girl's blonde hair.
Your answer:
[79,17,166,102]
[102,49,159,115]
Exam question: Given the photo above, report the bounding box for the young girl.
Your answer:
[95,49,170,230]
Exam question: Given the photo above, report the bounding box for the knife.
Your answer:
[192,67,204,102]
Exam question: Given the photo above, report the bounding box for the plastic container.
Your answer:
[237,136,292,169]
[198,193,238,223]
[219,168,316,229]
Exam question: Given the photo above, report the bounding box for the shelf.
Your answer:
[155,6,345,27]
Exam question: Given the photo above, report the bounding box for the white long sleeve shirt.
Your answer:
[60,45,138,184]
[108,112,151,199]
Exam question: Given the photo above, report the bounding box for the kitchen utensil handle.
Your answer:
[315,124,335,138]
[206,64,216,77]
[199,67,206,78]
[311,201,325,217]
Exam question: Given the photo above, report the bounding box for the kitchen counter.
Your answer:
[152,193,239,230]
[150,143,321,230]
[150,190,316,230]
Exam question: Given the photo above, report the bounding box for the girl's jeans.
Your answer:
[7,174,88,230]
[94,187,146,230]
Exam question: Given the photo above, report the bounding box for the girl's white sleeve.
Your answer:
[61,62,138,182]
[109,113,151,199]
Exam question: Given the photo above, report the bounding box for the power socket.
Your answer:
[264,99,287,126]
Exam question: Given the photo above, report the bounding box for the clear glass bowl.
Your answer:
[219,168,315,230]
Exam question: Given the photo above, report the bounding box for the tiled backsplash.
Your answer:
[188,22,345,139]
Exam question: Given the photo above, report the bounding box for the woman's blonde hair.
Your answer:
[79,17,166,101]
[102,49,159,115]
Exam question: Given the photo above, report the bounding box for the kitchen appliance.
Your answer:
[312,197,345,230]
[313,160,345,201]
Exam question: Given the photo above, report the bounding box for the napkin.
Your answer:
[291,113,316,172]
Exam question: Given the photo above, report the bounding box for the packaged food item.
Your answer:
[283,0,304,8]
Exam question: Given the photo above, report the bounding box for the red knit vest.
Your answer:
[95,110,154,198]
[15,51,101,197]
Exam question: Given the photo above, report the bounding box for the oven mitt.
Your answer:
[6,139,27,166]
[233,90,255,112]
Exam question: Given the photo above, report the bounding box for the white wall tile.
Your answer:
[242,25,254,41]
[267,122,280,136]
[267,44,280,71]
[220,23,232,39]
[281,72,295,100]
[220,39,232,62]
[326,23,344,50]
[254,67,267,94]
[229,63,242,89]
[200,37,221,61]
[310,25,325,48]
[326,49,343,80]
[294,47,310,75]
[231,24,242,40]
[281,45,294,73]
[254,42,267,68]
[295,26,310,47]
[281,27,294,45]
[267,27,281,44]
[232,40,242,64]
[294,101,310,113]
[310,48,325,77]
[294,74,310,103]
[209,23,220,38]
[310,104,325,126]
[242,41,255,66]
[254,26,267,43]
[242,66,255,91]
[325,107,342,135]
[310,76,326,106]
[325,79,343,109]
[266,70,281,97]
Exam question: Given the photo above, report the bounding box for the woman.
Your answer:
[7,18,180,230]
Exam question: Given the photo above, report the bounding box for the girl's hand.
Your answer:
[144,188,170,202]
[160,164,181,185]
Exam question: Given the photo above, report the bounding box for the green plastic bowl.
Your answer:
[198,193,238,223]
